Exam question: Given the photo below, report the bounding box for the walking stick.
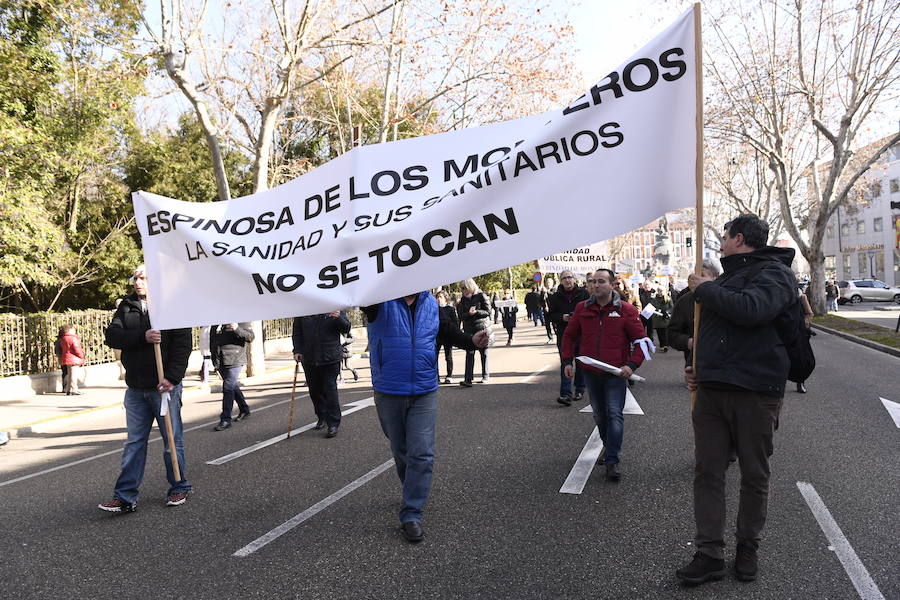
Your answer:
[154,343,182,482]
[286,361,299,438]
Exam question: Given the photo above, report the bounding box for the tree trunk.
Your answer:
[244,105,283,377]
[804,248,827,316]
[68,183,80,233]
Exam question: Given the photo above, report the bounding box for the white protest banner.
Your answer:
[538,242,609,275]
[135,8,697,330]
[494,299,518,309]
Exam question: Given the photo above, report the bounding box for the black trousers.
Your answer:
[692,384,782,559]
[464,347,488,382]
[655,326,668,348]
[437,343,453,378]
[302,361,342,427]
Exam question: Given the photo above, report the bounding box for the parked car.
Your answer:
[837,279,900,304]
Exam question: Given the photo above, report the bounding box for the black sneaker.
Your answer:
[442,377,452,385]
[459,381,473,388]
[556,395,572,406]
[401,521,424,543]
[733,542,758,581]
[605,462,621,482]
[676,552,726,585]
[574,390,584,401]
[98,498,136,513]
[213,420,231,431]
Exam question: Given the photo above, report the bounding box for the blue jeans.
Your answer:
[374,390,437,524]
[113,385,191,504]
[559,363,585,398]
[531,310,544,326]
[219,365,249,422]
[584,371,627,465]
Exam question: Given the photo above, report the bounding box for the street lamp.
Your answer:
[867,250,876,279]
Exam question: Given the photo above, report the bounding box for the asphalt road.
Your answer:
[1,325,897,599]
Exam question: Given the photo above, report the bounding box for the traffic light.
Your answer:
[686,236,692,248]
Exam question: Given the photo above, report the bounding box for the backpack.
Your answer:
[742,262,816,383]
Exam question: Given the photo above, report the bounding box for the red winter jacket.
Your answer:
[59,332,85,366]
[561,293,646,372]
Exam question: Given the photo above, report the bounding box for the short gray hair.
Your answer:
[460,278,478,294]
[701,258,721,277]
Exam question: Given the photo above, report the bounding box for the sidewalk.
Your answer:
[0,327,370,440]
[0,351,298,440]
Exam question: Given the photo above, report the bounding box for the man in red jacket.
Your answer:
[562,268,649,481]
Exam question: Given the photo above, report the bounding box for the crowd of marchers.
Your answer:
[93,214,805,588]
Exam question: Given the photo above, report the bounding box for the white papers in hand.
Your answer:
[576,356,646,382]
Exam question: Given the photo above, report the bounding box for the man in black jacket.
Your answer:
[210,323,255,431]
[546,270,589,405]
[524,286,542,326]
[676,215,796,585]
[293,311,351,438]
[98,265,193,513]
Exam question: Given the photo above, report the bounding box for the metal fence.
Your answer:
[0,312,305,378]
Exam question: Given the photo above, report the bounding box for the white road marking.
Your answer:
[207,397,375,465]
[0,390,369,487]
[233,459,395,557]
[796,482,886,600]
[560,427,603,495]
[521,364,551,383]
[578,387,644,415]
[878,397,900,428]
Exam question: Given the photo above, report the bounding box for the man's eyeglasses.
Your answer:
[561,276,575,280]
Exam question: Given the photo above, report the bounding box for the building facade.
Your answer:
[822,142,900,285]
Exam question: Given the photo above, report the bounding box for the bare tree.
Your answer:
[704,0,900,314]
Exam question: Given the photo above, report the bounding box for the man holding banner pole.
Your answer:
[677,215,796,584]
[364,292,489,543]
[98,265,193,513]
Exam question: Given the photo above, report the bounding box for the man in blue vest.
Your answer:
[364,291,489,543]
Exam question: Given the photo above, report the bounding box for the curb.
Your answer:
[811,323,900,359]
[1,362,299,441]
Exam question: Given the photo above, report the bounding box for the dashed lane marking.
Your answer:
[879,397,900,428]
[578,387,644,415]
[521,364,551,383]
[0,390,369,487]
[233,459,395,557]
[559,427,604,495]
[796,482,886,600]
[207,397,375,465]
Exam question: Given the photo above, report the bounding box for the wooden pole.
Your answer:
[154,343,182,482]
[286,362,300,438]
[691,2,704,408]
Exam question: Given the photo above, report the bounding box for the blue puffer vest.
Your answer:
[368,292,439,396]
